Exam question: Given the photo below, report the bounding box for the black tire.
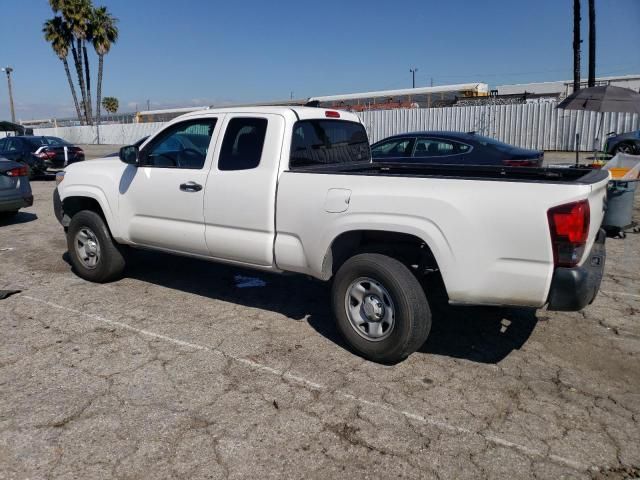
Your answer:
[66,210,125,283]
[331,253,431,364]
[614,142,637,155]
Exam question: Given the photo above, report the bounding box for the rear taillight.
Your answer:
[36,150,56,159]
[325,110,341,118]
[503,159,540,167]
[6,166,29,177]
[547,200,590,267]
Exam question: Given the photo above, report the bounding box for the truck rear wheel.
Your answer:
[67,210,125,283]
[331,253,431,364]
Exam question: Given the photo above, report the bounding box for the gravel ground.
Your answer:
[0,178,639,480]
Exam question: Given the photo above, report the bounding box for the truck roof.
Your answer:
[176,105,362,123]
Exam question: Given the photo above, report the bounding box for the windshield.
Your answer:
[290,120,370,169]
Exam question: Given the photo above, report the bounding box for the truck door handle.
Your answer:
[179,181,202,192]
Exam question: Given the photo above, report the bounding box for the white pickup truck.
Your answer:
[54,106,608,363]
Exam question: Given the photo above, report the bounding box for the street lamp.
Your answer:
[409,67,418,89]
[1,66,16,123]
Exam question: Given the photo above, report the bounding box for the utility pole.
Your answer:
[573,0,582,92]
[410,68,418,88]
[588,0,596,87]
[146,99,150,111]
[2,67,16,123]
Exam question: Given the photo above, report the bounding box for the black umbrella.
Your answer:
[557,85,640,114]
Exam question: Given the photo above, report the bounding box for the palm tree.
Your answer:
[588,0,596,87]
[573,0,581,92]
[51,0,93,124]
[91,6,118,130]
[43,16,83,123]
[102,96,118,114]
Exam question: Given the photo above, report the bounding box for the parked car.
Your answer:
[605,129,640,155]
[371,131,544,166]
[54,107,607,363]
[0,136,84,178]
[0,158,33,219]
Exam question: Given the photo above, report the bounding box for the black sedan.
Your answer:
[371,131,543,167]
[0,136,84,178]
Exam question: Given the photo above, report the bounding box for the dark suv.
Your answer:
[0,136,84,178]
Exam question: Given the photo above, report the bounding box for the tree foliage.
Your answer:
[102,96,119,114]
[43,0,118,127]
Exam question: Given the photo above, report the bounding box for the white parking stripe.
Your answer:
[601,290,640,300]
[20,294,591,472]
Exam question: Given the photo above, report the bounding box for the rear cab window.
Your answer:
[290,120,370,169]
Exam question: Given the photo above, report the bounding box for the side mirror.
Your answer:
[119,145,139,165]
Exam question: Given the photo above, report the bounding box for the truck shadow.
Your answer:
[85,249,539,365]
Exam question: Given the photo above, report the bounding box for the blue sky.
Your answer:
[1,0,639,120]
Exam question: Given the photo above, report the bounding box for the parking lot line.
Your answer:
[601,290,640,299]
[20,293,591,473]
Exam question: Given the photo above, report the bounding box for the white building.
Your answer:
[495,74,640,98]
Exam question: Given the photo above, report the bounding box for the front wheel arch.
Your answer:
[60,195,117,237]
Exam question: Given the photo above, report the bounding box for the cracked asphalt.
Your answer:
[1,176,639,480]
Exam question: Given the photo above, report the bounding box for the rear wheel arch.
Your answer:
[323,229,447,292]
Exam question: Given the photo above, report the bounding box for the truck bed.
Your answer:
[276,160,609,307]
[288,162,609,185]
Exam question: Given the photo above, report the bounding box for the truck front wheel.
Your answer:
[331,253,431,364]
[66,210,125,283]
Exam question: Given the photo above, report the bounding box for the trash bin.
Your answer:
[602,180,638,236]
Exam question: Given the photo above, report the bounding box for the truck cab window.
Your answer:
[218,118,268,171]
[290,120,370,168]
[141,119,216,169]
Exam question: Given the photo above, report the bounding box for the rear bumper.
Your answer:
[546,229,606,311]
[0,194,33,212]
[44,156,83,169]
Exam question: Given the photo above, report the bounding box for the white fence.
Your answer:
[358,102,639,150]
[31,101,639,151]
[31,121,166,146]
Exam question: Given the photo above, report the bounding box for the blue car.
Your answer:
[371,131,544,167]
[605,130,640,155]
[0,158,33,220]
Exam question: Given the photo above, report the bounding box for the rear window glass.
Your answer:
[25,137,48,147]
[45,137,70,146]
[473,134,514,151]
[290,120,370,169]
